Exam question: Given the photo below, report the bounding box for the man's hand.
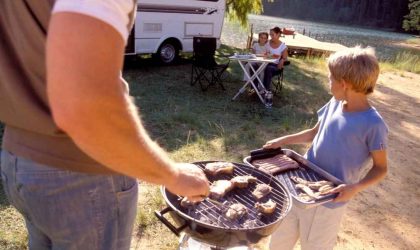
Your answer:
[166,163,210,200]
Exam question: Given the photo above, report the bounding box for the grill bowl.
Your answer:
[155,161,292,248]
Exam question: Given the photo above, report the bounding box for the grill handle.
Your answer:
[250,147,283,161]
[250,147,282,157]
[154,206,188,236]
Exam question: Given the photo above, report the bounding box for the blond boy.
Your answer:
[265,47,388,250]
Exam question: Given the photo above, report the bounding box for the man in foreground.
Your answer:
[0,1,208,249]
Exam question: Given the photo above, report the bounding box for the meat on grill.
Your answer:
[180,197,201,207]
[252,154,299,174]
[252,184,272,200]
[291,176,333,190]
[231,175,257,188]
[298,193,315,202]
[319,184,334,194]
[292,176,346,201]
[255,199,277,214]
[225,203,248,220]
[209,180,234,200]
[204,162,235,176]
[295,184,321,199]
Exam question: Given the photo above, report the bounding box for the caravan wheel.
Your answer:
[157,42,179,64]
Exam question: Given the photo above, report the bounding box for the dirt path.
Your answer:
[336,71,420,250]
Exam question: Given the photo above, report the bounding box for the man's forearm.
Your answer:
[55,78,179,185]
[47,13,178,186]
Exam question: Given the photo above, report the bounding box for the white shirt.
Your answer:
[52,0,136,42]
[265,41,287,64]
[252,42,268,55]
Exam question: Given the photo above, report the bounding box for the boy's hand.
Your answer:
[263,138,284,149]
[330,184,361,203]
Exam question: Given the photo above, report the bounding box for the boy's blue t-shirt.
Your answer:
[306,98,388,207]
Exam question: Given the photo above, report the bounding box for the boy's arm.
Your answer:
[263,121,320,149]
[333,150,387,202]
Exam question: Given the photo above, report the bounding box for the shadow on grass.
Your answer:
[122,45,331,161]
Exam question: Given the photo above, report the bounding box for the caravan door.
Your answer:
[126,0,226,64]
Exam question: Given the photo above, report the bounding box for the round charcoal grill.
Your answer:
[155,161,292,248]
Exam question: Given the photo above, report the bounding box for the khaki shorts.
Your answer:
[269,204,347,250]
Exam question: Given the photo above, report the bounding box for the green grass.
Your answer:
[0,183,27,250]
[405,37,420,45]
[380,51,420,74]
[0,45,333,249]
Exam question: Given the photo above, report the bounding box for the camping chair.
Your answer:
[190,37,230,91]
[272,60,290,96]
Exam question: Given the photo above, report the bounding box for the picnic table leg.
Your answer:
[232,59,269,106]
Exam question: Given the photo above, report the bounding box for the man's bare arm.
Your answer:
[47,13,208,197]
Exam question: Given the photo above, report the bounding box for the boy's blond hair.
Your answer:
[328,46,379,94]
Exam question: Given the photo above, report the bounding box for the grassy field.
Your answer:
[0,43,414,249]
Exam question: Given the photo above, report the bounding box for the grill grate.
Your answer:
[246,149,341,205]
[175,162,291,230]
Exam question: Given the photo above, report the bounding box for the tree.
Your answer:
[403,0,420,33]
[226,0,273,27]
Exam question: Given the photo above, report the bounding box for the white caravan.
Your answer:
[125,0,226,64]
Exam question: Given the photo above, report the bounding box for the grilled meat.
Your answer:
[298,193,315,202]
[318,184,334,194]
[252,183,272,200]
[296,183,346,201]
[295,184,321,199]
[253,154,299,174]
[291,176,333,190]
[231,175,257,188]
[209,180,234,200]
[204,162,235,176]
[291,176,341,201]
[180,197,201,207]
[255,199,277,214]
[319,184,346,195]
[225,203,248,220]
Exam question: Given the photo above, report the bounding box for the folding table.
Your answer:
[230,55,277,106]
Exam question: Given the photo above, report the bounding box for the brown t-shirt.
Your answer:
[0,0,136,173]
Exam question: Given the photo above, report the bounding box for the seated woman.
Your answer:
[263,27,288,92]
[243,32,269,83]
